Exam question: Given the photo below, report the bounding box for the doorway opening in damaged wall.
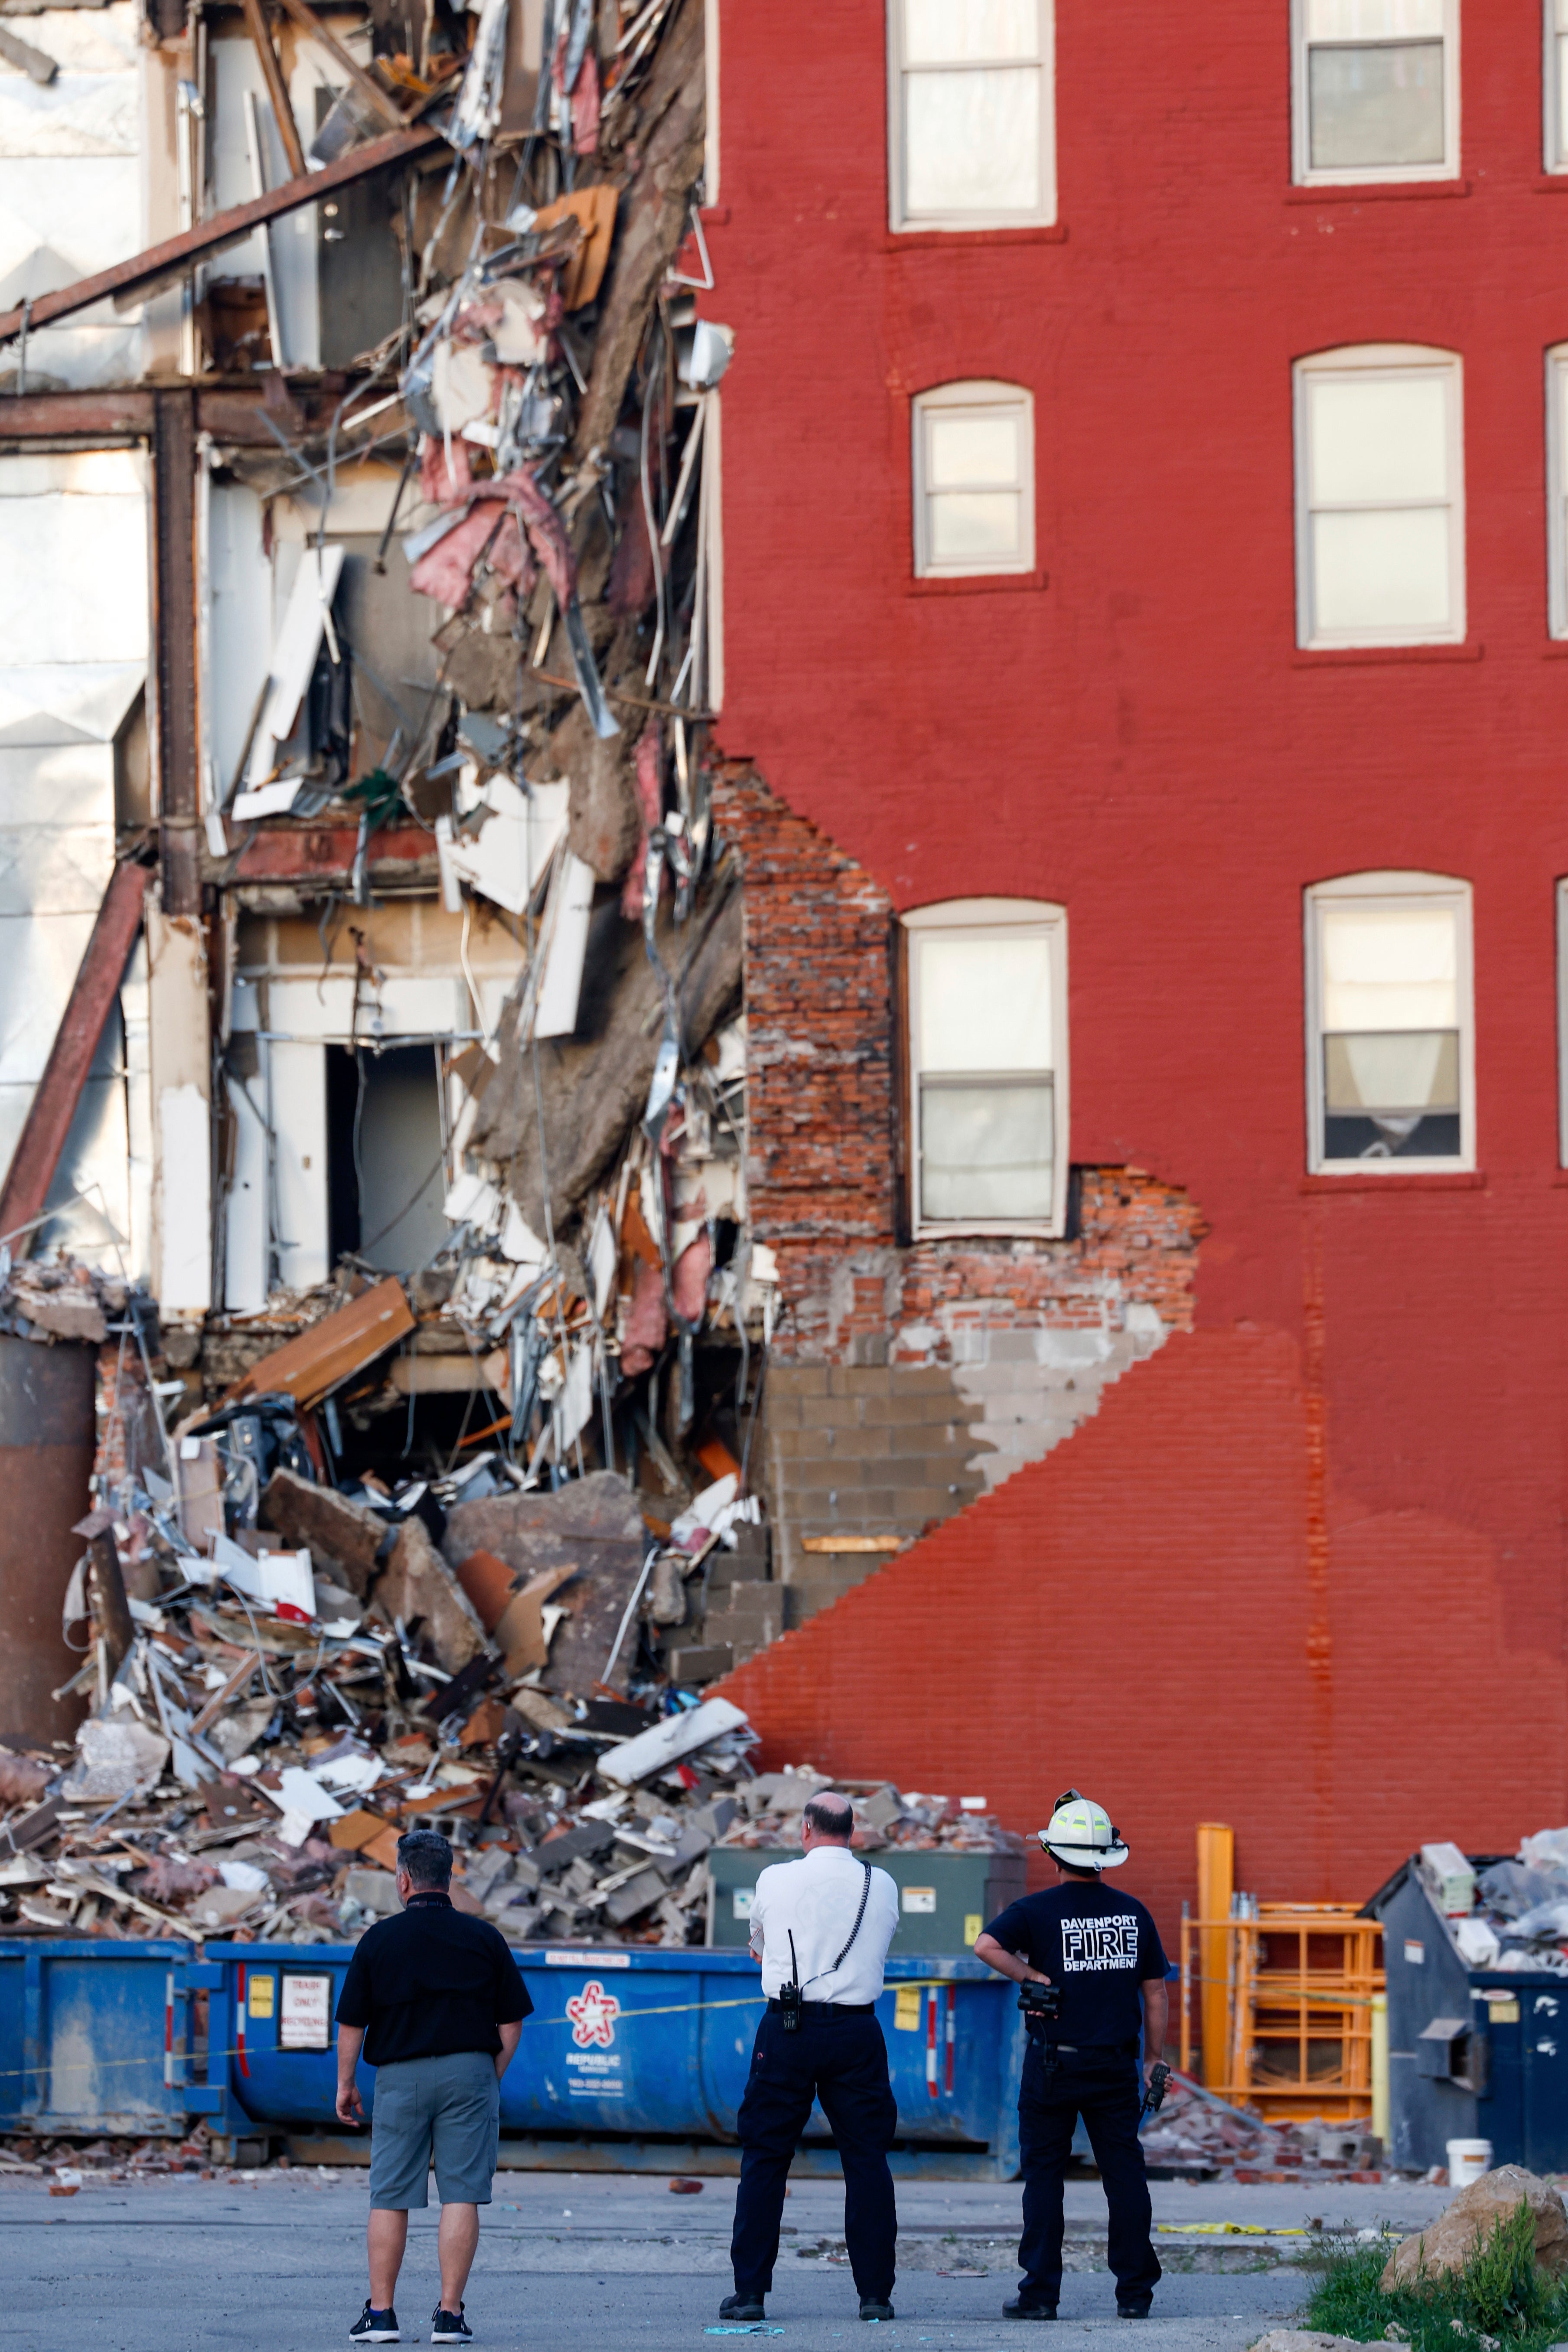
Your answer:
[325,1041,447,1275]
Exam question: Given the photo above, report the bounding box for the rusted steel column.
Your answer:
[150,388,201,917]
[0,862,150,1246]
[0,1337,97,1747]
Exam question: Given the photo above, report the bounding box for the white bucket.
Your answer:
[1447,2138,1493,2187]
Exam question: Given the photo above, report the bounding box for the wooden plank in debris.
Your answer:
[224,1275,415,1410]
[799,1535,907,1554]
[0,124,442,346]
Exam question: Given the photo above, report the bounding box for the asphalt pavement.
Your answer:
[2,2168,1448,2352]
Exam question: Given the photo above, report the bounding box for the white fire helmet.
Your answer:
[1038,1788,1129,1872]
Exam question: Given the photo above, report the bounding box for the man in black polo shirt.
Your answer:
[335,1827,531,2346]
[975,1791,1168,2323]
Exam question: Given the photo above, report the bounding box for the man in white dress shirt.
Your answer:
[721,1791,902,2325]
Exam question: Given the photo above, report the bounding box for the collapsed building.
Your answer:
[0,0,1201,1824]
[13,0,1557,1947]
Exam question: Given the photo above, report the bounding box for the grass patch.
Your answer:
[1302,2203,1568,2352]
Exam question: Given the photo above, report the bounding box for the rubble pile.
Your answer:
[0,1398,1012,1947]
[1140,2076,1383,2183]
[1421,1828,1568,1973]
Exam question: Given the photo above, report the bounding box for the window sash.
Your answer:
[1306,882,1473,1172]
[1293,0,1455,183]
[906,906,1066,1231]
[914,391,1033,577]
[1297,359,1462,647]
[890,0,1054,229]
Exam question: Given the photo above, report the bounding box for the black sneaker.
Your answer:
[859,2299,896,2322]
[1004,2298,1058,2320]
[349,2305,400,2343]
[719,2293,766,2322]
[1116,2302,1152,2319]
[431,2306,473,2343]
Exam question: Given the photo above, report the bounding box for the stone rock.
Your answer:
[443,1470,646,1694]
[1380,2166,1568,2288]
[1250,2335,1371,2352]
[260,1468,386,1597]
[372,1515,488,1675]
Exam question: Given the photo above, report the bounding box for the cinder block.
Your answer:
[772,1364,831,1398]
[665,1642,733,1685]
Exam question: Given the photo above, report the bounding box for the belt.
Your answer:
[767,1998,875,2016]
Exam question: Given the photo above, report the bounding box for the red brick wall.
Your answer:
[706,1,1568,1884]
[718,1326,1568,1941]
[715,768,1203,1360]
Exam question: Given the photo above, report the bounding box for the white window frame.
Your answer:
[1294,345,1466,650]
[1548,0,1568,173]
[912,380,1035,580]
[904,897,1068,1237]
[1546,346,1568,635]
[1291,0,1459,187]
[887,0,1056,233]
[1304,871,1475,1175]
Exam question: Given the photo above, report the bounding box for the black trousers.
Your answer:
[1016,2044,1162,2308]
[731,2005,899,2303]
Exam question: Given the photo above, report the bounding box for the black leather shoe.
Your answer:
[1117,2302,1152,2319]
[1004,2299,1058,2320]
[719,2294,766,2322]
[860,2300,896,2322]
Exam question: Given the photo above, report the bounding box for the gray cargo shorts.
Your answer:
[369,2050,501,2210]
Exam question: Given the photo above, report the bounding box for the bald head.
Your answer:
[802,1791,854,1844]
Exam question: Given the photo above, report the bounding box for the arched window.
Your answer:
[1294,346,1465,648]
[1304,873,1474,1171]
[903,898,1067,1233]
[912,382,1035,579]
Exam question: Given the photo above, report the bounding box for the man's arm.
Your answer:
[496,2020,522,2080]
[973,1932,1050,1987]
[336,2024,366,2125]
[1140,1976,1169,2087]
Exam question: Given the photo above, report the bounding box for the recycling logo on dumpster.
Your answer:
[566,1980,621,2049]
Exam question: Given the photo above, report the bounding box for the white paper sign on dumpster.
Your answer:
[280,1973,334,2049]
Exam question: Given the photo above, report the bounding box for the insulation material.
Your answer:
[240,545,346,796]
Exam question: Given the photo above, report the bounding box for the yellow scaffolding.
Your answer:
[1178,1902,1384,2124]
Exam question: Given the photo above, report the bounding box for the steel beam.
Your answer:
[0,124,441,346]
[0,861,150,1245]
[150,390,202,916]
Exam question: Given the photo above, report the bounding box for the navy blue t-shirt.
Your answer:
[983,1881,1168,2050]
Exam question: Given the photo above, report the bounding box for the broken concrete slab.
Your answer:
[443,1469,645,1695]
[259,1468,387,1596]
[372,1514,488,1675]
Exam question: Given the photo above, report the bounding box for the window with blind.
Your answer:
[913,382,1034,578]
[1306,876,1473,1171]
[1292,0,1457,184]
[905,900,1067,1233]
[888,0,1055,231]
[1294,347,1465,649]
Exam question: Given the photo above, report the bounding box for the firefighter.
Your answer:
[974,1791,1168,2321]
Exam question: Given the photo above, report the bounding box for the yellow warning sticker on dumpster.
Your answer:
[894,1987,923,2032]
[964,1915,982,1947]
[248,1974,275,2019]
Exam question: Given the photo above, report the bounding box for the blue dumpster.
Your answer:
[205,1944,1024,2178]
[0,1938,224,2138]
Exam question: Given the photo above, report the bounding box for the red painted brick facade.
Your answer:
[719,1327,1568,1940]
[704,0,1568,1901]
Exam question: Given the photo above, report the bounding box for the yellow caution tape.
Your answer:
[1157,2223,1309,2236]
